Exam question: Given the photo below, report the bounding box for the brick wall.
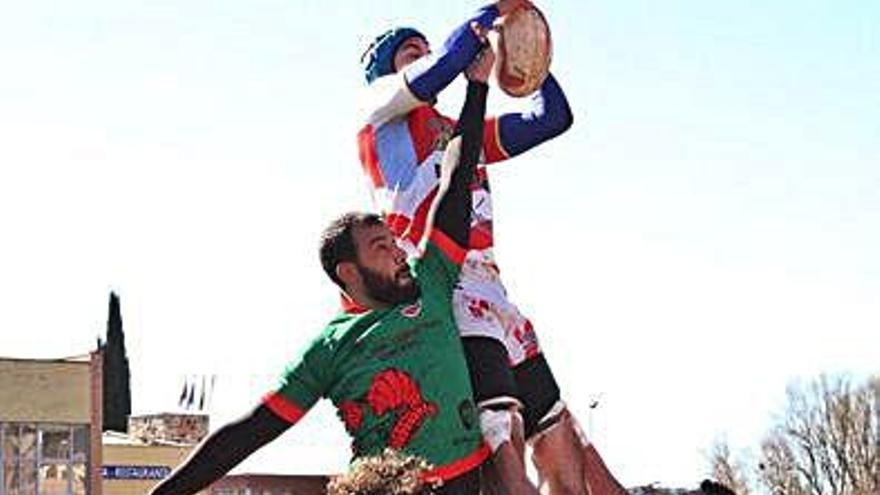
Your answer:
[128,413,209,445]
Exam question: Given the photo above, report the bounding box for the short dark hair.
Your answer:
[700,480,737,495]
[320,212,384,288]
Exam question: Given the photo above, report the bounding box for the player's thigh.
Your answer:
[512,352,561,439]
[461,336,520,406]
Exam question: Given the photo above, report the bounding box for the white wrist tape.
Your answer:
[480,408,514,452]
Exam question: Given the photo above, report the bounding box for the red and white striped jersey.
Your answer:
[356,76,509,283]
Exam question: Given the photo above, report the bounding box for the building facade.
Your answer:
[100,413,205,495]
[1,354,332,495]
[0,354,103,495]
[101,432,192,495]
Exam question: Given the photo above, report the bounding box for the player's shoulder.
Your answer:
[356,73,405,122]
[410,243,458,294]
[323,309,384,345]
[409,103,450,123]
[421,230,467,268]
[357,72,427,127]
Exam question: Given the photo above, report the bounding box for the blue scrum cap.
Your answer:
[361,27,427,84]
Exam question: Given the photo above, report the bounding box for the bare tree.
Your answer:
[758,433,809,495]
[757,375,879,495]
[708,438,752,495]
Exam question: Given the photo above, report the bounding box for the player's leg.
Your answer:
[529,406,589,495]
[462,336,540,495]
[515,354,627,495]
[578,439,629,495]
[513,352,589,495]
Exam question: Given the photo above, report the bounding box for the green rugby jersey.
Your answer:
[263,231,489,481]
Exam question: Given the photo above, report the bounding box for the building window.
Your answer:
[1,423,89,495]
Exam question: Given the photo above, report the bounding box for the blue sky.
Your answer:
[1,0,878,488]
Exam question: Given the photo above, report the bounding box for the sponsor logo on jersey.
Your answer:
[401,301,422,318]
[339,369,439,450]
[458,400,478,430]
[428,117,454,151]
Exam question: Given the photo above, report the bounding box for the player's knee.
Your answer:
[529,403,589,495]
[478,398,523,453]
[527,400,570,443]
[541,474,586,495]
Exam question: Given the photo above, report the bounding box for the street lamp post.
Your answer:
[588,393,602,442]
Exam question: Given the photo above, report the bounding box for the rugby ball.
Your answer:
[494,5,553,97]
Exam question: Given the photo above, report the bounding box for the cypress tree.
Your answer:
[102,291,131,432]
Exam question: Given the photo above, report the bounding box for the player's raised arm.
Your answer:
[149,405,290,495]
[150,338,327,495]
[429,50,492,248]
[360,1,528,127]
[483,73,573,163]
[402,5,498,103]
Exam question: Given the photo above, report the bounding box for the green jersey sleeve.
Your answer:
[414,229,468,298]
[262,335,332,424]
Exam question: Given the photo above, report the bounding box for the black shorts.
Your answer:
[461,336,561,439]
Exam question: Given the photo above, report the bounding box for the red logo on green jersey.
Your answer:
[366,369,437,448]
[339,400,364,432]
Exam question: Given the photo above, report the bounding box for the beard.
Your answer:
[358,263,421,306]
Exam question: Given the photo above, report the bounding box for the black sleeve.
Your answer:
[433,80,488,247]
[149,405,291,495]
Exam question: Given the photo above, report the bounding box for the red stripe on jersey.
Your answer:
[422,443,491,482]
[447,115,507,164]
[407,107,438,164]
[263,393,306,424]
[408,187,437,243]
[429,229,467,266]
[482,117,510,164]
[386,213,412,239]
[357,125,384,188]
[474,166,488,184]
[469,226,493,250]
[340,293,370,314]
[386,186,438,247]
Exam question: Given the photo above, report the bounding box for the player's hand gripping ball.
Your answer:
[493,4,552,97]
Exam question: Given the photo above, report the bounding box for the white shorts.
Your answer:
[453,252,542,366]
